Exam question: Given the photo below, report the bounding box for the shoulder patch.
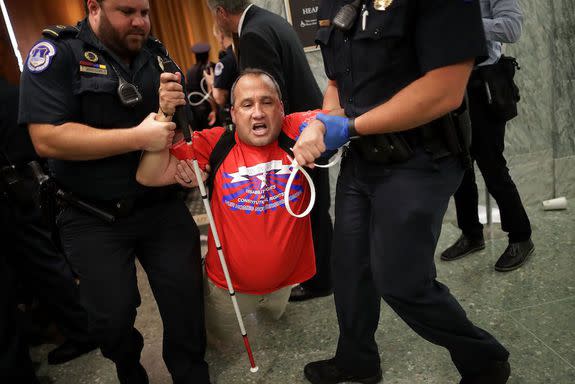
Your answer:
[27,41,57,73]
[215,62,224,77]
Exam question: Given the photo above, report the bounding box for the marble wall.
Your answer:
[254,0,575,203]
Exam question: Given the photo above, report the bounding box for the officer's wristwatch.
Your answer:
[347,118,360,140]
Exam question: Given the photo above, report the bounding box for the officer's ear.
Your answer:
[86,0,102,16]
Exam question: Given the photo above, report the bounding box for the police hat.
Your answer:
[191,43,210,54]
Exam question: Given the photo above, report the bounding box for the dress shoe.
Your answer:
[459,360,510,384]
[289,285,332,302]
[495,239,534,272]
[47,339,98,365]
[304,358,382,384]
[117,362,149,384]
[441,234,485,261]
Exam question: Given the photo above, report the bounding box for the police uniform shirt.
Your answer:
[316,0,487,119]
[213,46,238,93]
[18,20,172,200]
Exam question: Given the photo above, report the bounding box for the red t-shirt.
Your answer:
[191,111,321,294]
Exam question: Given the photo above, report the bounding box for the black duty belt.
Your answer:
[68,190,179,220]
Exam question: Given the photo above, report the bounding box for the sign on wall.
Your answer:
[284,0,320,52]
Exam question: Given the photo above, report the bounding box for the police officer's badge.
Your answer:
[373,0,394,11]
[84,51,99,62]
[27,41,57,73]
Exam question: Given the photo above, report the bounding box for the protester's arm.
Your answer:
[137,72,191,186]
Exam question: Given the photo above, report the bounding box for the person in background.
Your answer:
[441,0,533,272]
[205,24,238,110]
[186,42,217,129]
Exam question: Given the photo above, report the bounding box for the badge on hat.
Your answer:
[373,0,394,11]
[27,41,57,73]
[84,51,99,62]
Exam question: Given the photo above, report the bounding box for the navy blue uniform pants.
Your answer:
[332,148,509,376]
[4,199,90,344]
[454,72,531,243]
[58,198,209,383]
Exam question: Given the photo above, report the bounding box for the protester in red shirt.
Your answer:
[137,69,319,344]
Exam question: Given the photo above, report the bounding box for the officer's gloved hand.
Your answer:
[315,113,351,150]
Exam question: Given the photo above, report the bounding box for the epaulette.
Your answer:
[41,25,79,40]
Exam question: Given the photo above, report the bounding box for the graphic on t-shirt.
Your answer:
[222,160,302,214]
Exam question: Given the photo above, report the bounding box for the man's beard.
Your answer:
[98,10,148,59]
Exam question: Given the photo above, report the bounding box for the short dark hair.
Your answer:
[205,0,251,14]
[230,68,283,106]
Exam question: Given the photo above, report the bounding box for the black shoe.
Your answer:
[47,339,98,365]
[117,362,149,384]
[441,234,485,261]
[304,358,382,384]
[495,239,534,272]
[289,285,332,302]
[459,360,510,384]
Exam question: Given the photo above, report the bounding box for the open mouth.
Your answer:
[252,123,268,136]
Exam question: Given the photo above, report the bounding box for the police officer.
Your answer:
[186,42,217,129]
[204,24,238,125]
[1,76,39,384]
[18,1,209,383]
[0,75,96,367]
[293,1,510,383]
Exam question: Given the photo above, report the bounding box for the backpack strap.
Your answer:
[277,131,295,158]
[207,127,236,199]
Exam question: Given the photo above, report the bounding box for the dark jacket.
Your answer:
[238,5,323,113]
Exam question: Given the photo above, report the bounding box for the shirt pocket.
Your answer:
[352,1,409,70]
[73,76,118,128]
